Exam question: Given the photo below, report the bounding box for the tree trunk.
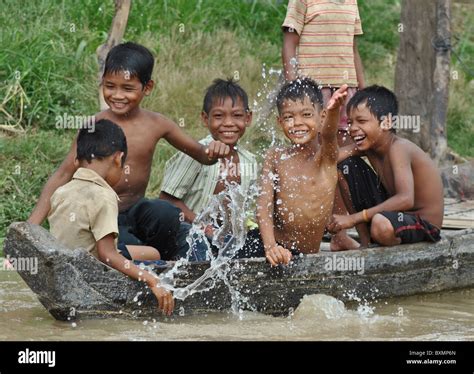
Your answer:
[394,0,451,165]
[431,0,451,165]
[96,0,131,110]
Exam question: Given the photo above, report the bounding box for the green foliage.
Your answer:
[1,0,473,250]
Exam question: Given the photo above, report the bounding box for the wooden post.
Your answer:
[96,0,131,110]
[431,0,451,165]
[394,0,451,165]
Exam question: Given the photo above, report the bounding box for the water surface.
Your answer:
[1,271,472,341]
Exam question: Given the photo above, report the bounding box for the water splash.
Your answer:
[242,65,284,157]
[158,182,260,313]
[293,294,346,320]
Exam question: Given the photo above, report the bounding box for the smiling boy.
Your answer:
[328,85,443,246]
[257,78,348,266]
[159,79,259,259]
[28,42,229,260]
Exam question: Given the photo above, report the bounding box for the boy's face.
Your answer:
[348,103,392,151]
[102,71,153,116]
[278,96,321,145]
[202,96,251,146]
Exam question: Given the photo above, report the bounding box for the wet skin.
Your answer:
[257,86,348,265]
[331,103,444,231]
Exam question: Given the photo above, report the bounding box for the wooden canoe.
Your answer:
[3,222,474,321]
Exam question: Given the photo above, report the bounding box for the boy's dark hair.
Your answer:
[276,77,323,114]
[103,42,154,87]
[202,78,250,114]
[77,119,127,166]
[347,85,398,132]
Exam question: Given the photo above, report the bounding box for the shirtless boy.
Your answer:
[328,85,443,246]
[28,42,229,260]
[257,78,348,266]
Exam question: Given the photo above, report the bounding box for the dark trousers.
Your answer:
[118,198,181,260]
[337,156,389,212]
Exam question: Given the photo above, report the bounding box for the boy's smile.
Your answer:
[278,96,320,145]
[102,71,152,116]
[202,97,251,146]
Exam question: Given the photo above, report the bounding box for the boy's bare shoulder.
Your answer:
[388,136,429,161]
[264,145,290,163]
[95,109,175,137]
[142,109,179,134]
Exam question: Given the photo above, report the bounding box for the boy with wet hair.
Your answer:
[257,77,348,266]
[328,85,443,246]
[28,42,230,261]
[159,78,259,259]
[48,119,174,315]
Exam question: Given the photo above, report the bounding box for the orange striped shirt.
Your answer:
[282,0,363,87]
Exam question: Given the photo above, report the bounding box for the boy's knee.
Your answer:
[370,214,395,244]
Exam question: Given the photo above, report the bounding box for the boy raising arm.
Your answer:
[257,78,348,266]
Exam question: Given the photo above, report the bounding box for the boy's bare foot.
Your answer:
[330,231,360,251]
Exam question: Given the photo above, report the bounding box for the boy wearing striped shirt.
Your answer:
[159,79,259,259]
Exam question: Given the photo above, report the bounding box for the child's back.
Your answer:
[49,167,119,258]
[48,119,175,314]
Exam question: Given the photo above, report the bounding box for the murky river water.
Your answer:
[1,270,472,341]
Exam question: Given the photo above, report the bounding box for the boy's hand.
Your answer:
[265,245,292,266]
[204,224,214,238]
[149,282,175,316]
[327,213,357,233]
[326,84,348,111]
[205,141,230,160]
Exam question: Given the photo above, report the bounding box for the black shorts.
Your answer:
[379,211,441,244]
[338,156,388,213]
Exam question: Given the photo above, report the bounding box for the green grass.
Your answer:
[1,0,474,253]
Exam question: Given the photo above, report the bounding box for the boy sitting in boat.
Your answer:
[28,42,229,261]
[159,78,259,260]
[328,85,443,246]
[48,119,174,315]
[257,78,348,266]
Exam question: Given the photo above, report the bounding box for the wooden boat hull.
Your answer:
[4,222,474,321]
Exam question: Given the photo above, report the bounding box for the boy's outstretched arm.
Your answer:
[97,234,174,315]
[28,136,79,225]
[320,85,348,164]
[256,150,292,266]
[162,117,229,165]
[282,28,300,81]
[338,143,362,163]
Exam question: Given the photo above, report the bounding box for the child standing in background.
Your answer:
[282,0,365,140]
